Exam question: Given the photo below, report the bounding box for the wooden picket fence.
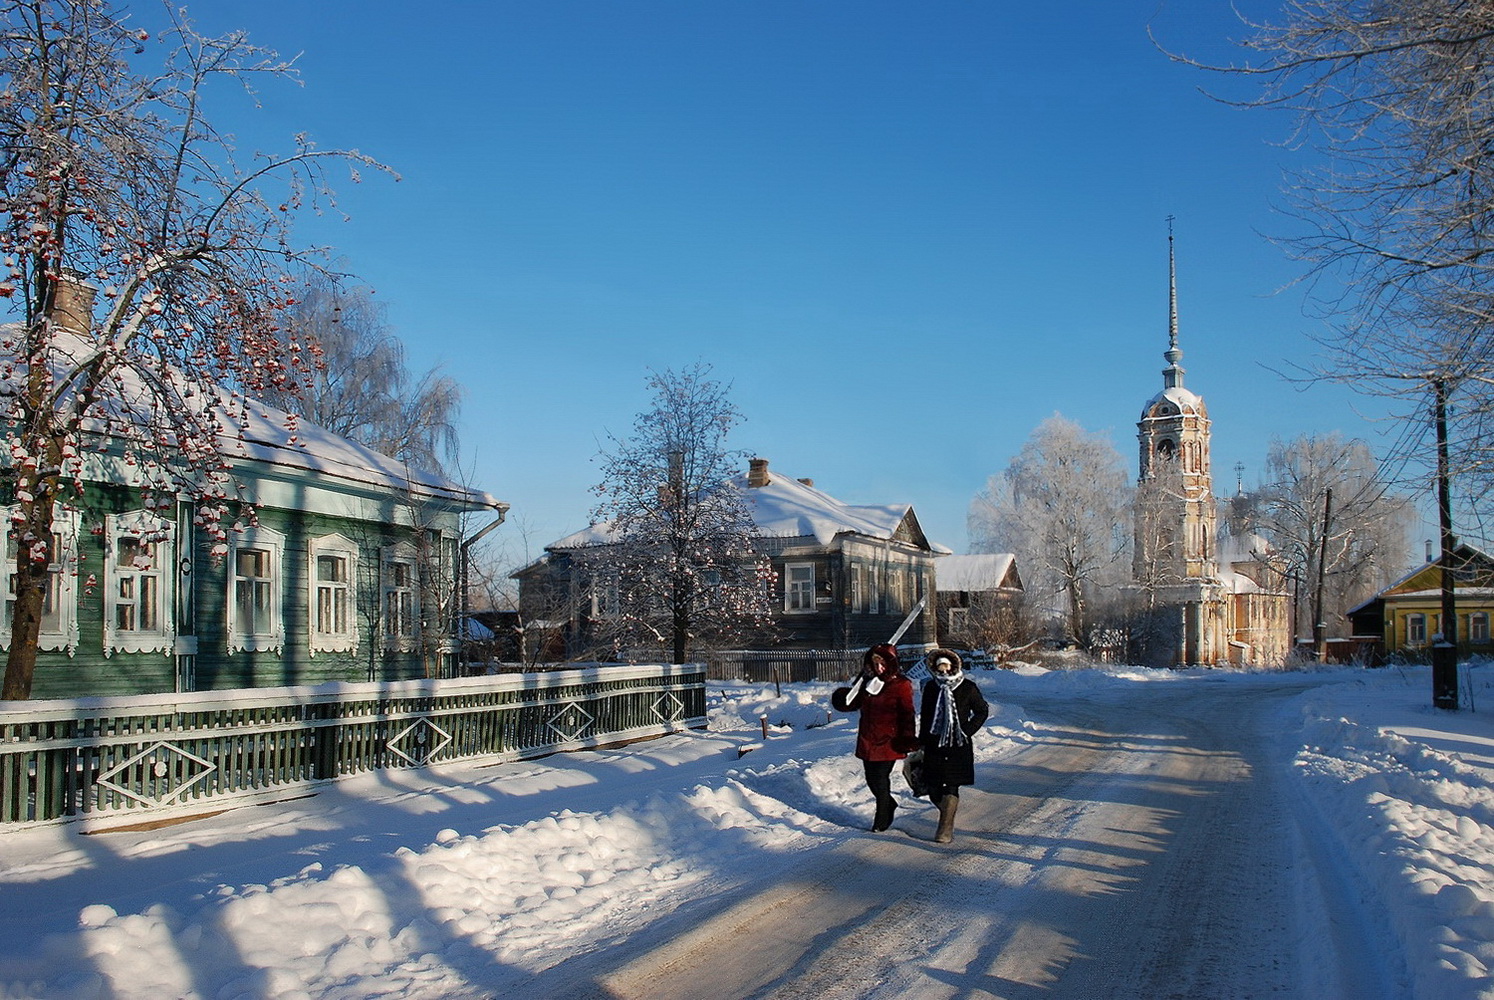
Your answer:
[0,663,705,829]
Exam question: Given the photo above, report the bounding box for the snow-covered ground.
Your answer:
[1,661,1492,999]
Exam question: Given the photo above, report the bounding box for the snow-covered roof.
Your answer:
[225,397,503,512]
[548,466,948,553]
[1218,568,1264,595]
[733,472,928,547]
[1142,385,1204,417]
[1356,544,1494,608]
[1218,528,1271,568]
[936,553,1017,592]
[1379,588,1494,601]
[1,328,504,513]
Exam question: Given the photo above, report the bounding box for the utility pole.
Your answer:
[1432,378,1459,710]
[1313,487,1332,662]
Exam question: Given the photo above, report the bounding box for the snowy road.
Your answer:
[533,678,1399,999]
[14,666,1475,999]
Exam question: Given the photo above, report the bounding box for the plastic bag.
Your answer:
[902,748,927,797]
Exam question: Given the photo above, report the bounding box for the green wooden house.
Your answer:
[5,400,507,699]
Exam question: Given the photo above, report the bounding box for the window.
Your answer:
[227,526,284,653]
[382,542,419,650]
[1471,612,1490,643]
[309,534,359,655]
[850,563,862,612]
[785,562,815,613]
[590,572,620,619]
[104,512,174,656]
[1406,613,1427,646]
[1,506,79,655]
[947,606,968,637]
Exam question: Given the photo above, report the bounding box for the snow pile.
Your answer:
[10,763,842,999]
[1290,664,1494,999]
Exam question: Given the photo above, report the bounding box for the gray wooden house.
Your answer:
[934,553,1024,648]
[516,458,945,660]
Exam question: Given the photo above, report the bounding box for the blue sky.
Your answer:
[152,2,1431,564]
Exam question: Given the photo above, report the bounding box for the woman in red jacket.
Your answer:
[832,643,917,831]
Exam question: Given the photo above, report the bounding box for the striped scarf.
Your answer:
[929,670,967,748]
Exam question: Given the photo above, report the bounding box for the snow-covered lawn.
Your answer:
[1,661,1491,999]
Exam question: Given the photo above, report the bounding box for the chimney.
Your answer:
[49,276,96,333]
[797,477,814,488]
[748,457,770,488]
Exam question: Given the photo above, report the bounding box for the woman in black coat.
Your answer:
[918,648,989,843]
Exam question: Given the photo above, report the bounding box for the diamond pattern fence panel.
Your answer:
[0,664,705,827]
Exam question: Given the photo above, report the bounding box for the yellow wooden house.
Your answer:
[1348,544,1494,659]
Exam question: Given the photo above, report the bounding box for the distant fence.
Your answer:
[707,649,863,683]
[701,646,992,681]
[0,664,705,828]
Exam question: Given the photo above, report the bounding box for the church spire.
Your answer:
[1163,216,1185,390]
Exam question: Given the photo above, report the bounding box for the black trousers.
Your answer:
[863,759,895,804]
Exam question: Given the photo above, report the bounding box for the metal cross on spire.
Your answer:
[1163,216,1185,389]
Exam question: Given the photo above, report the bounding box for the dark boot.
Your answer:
[934,794,958,843]
[872,797,897,831]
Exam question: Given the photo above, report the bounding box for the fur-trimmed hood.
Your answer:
[926,647,963,672]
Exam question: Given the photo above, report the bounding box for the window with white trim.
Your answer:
[1406,613,1427,645]
[228,525,284,653]
[104,511,175,656]
[785,562,815,613]
[590,572,620,619]
[309,534,359,655]
[1,506,79,654]
[1472,612,1490,643]
[382,542,419,650]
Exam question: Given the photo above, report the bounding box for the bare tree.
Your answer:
[946,597,1039,664]
[590,363,775,664]
[261,274,462,476]
[1175,1,1494,535]
[0,1,388,698]
[968,415,1132,648]
[1236,433,1414,639]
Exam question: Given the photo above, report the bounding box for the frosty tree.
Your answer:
[1236,434,1413,639]
[0,1,388,698]
[263,275,462,477]
[590,363,774,664]
[968,415,1132,648]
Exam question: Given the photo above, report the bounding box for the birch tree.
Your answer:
[968,415,1132,648]
[590,363,774,664]
[263,275,462,476]
[0,1,388,698]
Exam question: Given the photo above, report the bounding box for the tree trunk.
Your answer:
[1,546,50,701]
